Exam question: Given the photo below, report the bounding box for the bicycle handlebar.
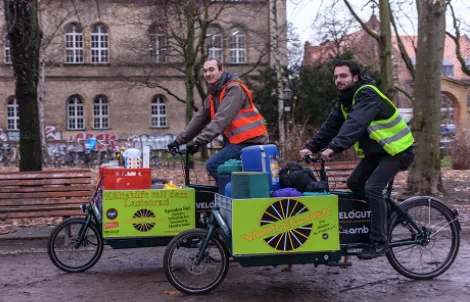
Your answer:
[299,153,324,164]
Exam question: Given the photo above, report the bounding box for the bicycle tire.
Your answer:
[47,217,104,273]
[163,228,230,295]
[386,196,460,280]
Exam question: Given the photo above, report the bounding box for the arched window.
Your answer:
[65,23,84,64]
[4,37,11,64]
[91,24,109,63]
[6,97,19,130]
[229,27,246,64]
[93,95,109,129]
[67,95,84,130]
[206,26,223,60]
[151,27,167,63]
[151,96,167,128]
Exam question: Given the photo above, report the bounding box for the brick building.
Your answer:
[0,0,287,147]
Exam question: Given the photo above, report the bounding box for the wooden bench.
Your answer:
[0,170,92,219]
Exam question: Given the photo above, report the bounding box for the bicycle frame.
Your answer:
[75,177,105,248]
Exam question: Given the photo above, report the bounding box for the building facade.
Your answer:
[0,0,287,147]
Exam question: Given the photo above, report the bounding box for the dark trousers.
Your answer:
[346,149,415,243]
[205,143,251,185]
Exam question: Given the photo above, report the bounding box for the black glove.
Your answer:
[167,140,180,155]
[186,141,201,155]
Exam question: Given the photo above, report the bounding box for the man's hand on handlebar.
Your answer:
[186,141,201,155]
[299,148,312,159]
[321,148,335,162]
[167,140,180,156]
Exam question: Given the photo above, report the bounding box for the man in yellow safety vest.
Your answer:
[299,60,415,259]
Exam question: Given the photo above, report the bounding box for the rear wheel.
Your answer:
[386,197,460,279]
[163,228,230,295]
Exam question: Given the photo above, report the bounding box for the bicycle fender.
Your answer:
[400,195,461,231]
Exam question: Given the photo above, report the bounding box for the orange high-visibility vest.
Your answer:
[209,81,267,144]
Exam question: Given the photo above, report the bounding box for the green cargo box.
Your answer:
[102,188,196,239]
[215,194,340,256]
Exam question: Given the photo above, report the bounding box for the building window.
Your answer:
[91,24,109,64]
[151,95,167,128]
[93,95,109,129]
[442,65,454,77]
[6,98,19,130]
[4,38,11,64]
[229,27,246,64]
[67,95,84,130]
[65,23,84,64]
[206,27,223,60]
[151,33,167,63]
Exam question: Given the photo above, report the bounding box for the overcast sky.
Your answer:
[287,0,470,45]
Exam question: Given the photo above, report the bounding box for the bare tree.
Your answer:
[3,0,42,171]
[115,0,270,124]
[407,0,446,194]
[343,0,396,103]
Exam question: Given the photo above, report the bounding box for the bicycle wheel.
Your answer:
[47,217,104,273]
[386,197,460,280]
[164,228,230,295]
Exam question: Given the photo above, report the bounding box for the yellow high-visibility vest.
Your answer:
[340,85,414,158]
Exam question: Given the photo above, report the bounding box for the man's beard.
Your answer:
[337,82,355,92]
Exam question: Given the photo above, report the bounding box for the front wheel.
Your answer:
[386,197,460,280]
[163,228,230,295]
[47,217,104,273]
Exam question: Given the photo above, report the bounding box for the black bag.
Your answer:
[279,162,328,193]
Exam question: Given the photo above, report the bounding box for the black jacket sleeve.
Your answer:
[305,103,345,153]
[328,88,381,152]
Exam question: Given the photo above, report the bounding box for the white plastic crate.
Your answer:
[215,193,233,230]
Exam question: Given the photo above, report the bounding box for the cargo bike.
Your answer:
[163,153,461,295]
[47,148,219,273]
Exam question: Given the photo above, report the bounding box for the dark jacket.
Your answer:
[176,72,269,145]
[305,77,397,158]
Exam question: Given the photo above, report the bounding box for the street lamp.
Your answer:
[283,86,292,112]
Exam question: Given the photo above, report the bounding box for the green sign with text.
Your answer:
[231,195,339,255]
[102,189,195,238]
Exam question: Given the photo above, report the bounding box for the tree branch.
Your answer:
[446,0,470,76]
[389,0,415,79]
[343,0,380,41]
[395,85,413,103]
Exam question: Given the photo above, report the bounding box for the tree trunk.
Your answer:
[39,56,46,150]
[378,0,395,103]
[407,0,446,195]
[4,0,42,171]
[270,0,285,158]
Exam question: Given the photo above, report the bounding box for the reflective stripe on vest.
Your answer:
[209,81,267,144]
[341,84,414,158]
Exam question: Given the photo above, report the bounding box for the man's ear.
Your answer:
[221,67,225,73]
[353,75,359,83]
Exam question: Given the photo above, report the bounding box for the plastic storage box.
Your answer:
[215,193,233,230]
[241,144,280,191]
[99,167,151,190]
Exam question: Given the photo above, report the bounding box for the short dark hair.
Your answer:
[204,57,224,71]
[334,60,361,78]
